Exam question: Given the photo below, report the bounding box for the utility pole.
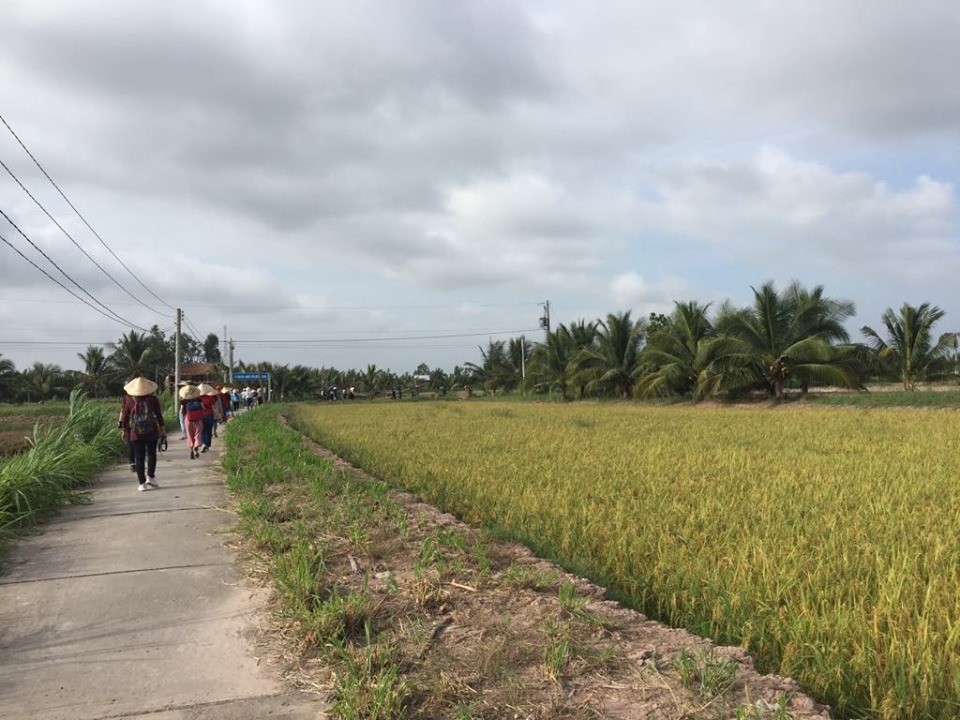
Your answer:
[539,300,551,337]
[174,308,182,414]
[521,334,526,395]
[228,339,235,384]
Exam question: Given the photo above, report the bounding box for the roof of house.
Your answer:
[180,363,220,376]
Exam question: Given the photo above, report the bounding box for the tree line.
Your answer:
[472,281,958,400]
[1,281,956,403]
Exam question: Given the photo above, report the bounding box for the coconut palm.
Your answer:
[507,336,532,391]
[706,282,857,398]
[528,325,576,399]
[465,340,513,395]
[23,362,65,402]
[359,364,384,394]
[635,301,717,398]
[575,311,645,398]
[76,345,112,398]
[861,303,956,390]
[109,331,154,381]
[0,354,16,402]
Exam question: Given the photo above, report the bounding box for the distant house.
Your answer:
[172,363,221,386]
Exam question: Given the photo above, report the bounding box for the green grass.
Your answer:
[0,391,124,559]
[805,389,960,407]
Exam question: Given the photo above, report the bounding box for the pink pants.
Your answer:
[185,417,203,449]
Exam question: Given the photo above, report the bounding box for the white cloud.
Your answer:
[635,147,958,273]
[609,273,691,315]
[0,1,958,373]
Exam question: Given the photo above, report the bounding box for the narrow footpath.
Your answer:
[0,432,326,720]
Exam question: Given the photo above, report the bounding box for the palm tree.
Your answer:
[861,303,956,390]
[76,345,112,398]
[23,362,64,402]
[359,364,384,395]
[636,301,717,398]
[566,319,598,398]
[507,336,532,391]
[465,340,513,395]
[0,354,16,403]
[708,281,856,398]
[109,331,154,381]
[528,325,576,399]
[575,311,645,398]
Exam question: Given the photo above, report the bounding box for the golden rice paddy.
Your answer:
[289,401,960,719]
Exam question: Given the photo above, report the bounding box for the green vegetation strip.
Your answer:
[289,401,960,720]
[223,408,416,717]
[0,391,123,552]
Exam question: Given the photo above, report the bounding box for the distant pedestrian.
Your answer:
[197,383,218,453]
[121,377,166,491]
[179,384,204,459]
[176,382,189,439]
[118,391,136,473]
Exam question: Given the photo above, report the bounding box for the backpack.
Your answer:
[185,399,202,414]
[129,397,158,436]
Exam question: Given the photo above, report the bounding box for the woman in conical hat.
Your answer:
[178,385,204,459]
[196,383,218,453]
[123,377,158,397]
[120,377,165,491]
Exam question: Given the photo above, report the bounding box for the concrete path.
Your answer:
[0,433,327,720]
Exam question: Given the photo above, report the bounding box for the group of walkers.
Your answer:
[119,377,266,492]
[177,383,233,459]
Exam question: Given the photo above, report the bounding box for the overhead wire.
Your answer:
[0,155,167,316]
[233,328,540,345]
[0,220,148,331]
[0,112,175,311]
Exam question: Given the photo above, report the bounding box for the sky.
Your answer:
[1,0,958,375]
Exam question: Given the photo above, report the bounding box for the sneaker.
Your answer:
[138,483,148,491]
[190,448,196,459]
[200,446,208,454]
[129,463,136,472]
[145,478,159,488]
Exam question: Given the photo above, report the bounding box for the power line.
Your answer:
[0,208,144,330]
[0,112,175,311]
[0,231,143,331]
[0,155,167,316]
[182,313,205,341]
[234,328,539,345]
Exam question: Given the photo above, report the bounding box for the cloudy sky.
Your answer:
[1,0,957,375]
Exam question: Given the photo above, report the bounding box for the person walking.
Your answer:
[197,383,218,453]
[121,376,166,491]
[179,384,204,459]
[118,391,135,473]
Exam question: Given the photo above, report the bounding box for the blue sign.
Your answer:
[232,372,270,381]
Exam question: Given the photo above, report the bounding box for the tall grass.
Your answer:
[0,390,123,546]
[289,401,960,720]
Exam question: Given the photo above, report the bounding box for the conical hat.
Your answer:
[179,384,201,400]
[124,377,158,397]
[197,383,217,396]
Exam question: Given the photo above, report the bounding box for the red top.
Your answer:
[201,394,218,415]
[121,395,165,442]
[182,397,204,422]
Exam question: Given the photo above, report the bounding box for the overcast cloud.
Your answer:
[1,0,957,374]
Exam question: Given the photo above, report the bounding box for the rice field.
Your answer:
[288,401,960,720]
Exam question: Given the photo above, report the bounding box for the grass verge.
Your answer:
[0,390,124,560]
